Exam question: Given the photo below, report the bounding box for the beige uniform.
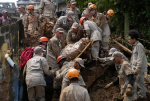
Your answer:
[23,55,54,101]
[46,35,62,71]
[119,60,138,101]
[66,7,81,23]
[39,0,56,22]
[130,41,148,98]
[60,83,90,101]
[90,13,110,51]
[0,16,11,26]
[24,13,39,31]
[20,12,27,25]
[82,8,92,19]
[84,20,102,59]
[66,28,83,44]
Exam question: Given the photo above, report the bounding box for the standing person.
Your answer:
[0,10,11,26]
[23,46,55,101]
[66,0,81,23]
[18,5,27,25]
[24,5,39,33]
[82,2,92,19]
[46,28,64,71]
[59,68,90,101]
[89,4,114,57]
[128,29,148,99]
[61,2,71,16]
[39,0,56,23]
[105,51,138,101]
[80,17,102,67]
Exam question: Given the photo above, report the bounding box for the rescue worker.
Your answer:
[24,5,39,33]
[39,37,49,50]
[39,0,56,23]
[61,2,71,16]
[105,51,138,101]
[80,17,102,67]
[89,4,114,56]
[18,5,27,25]
[82,2,92,19]
[46,28,64,71]
[66,22,83,44]
[53,11,75,36]
[59,68,91,101]
[23,46,56,101]
[0,10,11,26]
[66,0,81,23]
[128,30,148,99]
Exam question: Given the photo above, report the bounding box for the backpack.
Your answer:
[20,47,35,69]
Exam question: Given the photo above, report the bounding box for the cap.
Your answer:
[108,48,117,55]
[67,1,70,4]
[70,0,76,4]
[18,5,25,9]
[75,58,85,68]
[88,2,92,7]
[56,27,64,33]
[67,11,75,19]
[34,46,45,54]
[71,22,79,29]
[2,10,7,13]
[110,51,122,60]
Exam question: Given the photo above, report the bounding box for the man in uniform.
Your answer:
[39,0,56,23]
[46,28,64,71]
[66,0,81,23]
[89,4,114,56]
[53,11,75,36]
[82,2,92,19]
[80,17,102,67]
[59,68,90,101]
[24,5,39,34]
[0,10,11,26]
[128,30,148,99]
[18,5,27,25]
[23,46,55,101]
[39,37,49,50]
[61,2,71,16]
[66,22,83,44]
[104,51,138,101]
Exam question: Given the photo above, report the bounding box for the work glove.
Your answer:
[126,84,133,97]
[134,69,138,75]
[104,82,113,89]
[144,72,150,83]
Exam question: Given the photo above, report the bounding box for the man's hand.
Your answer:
[134,69,138,75]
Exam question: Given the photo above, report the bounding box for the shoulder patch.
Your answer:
[31,59,36,63]
[120,68,123,71]
[41,1,42,2]
[58,20,60,22]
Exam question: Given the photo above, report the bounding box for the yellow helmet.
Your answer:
[27,5,34,10]
[68,68,79,79]
[107,9,114,17]
[88,4,97,11]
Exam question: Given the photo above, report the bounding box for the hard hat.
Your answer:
[108,48,117,55]
[107,9,114,17]
[68,68,79,79]
[75,58,85,68]
[88,4,97,11]
[67,11,75,19]
[39,37,49,43]
[27,5,34,10]
[57,55,67,63]
[80,17,86,24]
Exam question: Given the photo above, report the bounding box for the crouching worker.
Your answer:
[59,68,91,101]
[23,46,56,101]
[104,51,138,101]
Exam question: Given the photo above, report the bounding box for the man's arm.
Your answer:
[84,89,91,101]
[59,90,66,101]
[39,0,44,14]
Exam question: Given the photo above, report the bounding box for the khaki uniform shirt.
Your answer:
[84,20,102,43]
[53,16,74,35]
[20,12,27,25]
[66,28,83,44]
[130,41,148,73]
[24,13,39,31]
[39,0,56,18]
[0,16,11,26]
[46,35,62,70]
[66,7,81,23]
[24,55,53,89]
[60,83,90,101]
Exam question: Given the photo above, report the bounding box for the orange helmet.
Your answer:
[39,37,49,43]
[88,4,97,11]
[68,68,79,79]
[80,17,86,24]
[57,55,67,63]
[107,9,114,17]
[27,5,34,10]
